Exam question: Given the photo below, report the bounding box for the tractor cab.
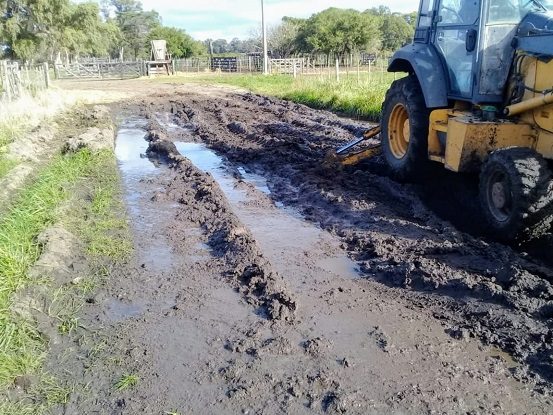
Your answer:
[390,0,553,108]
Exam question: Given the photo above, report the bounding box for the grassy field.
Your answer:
[0,148,129,414]
[156,72,399,121]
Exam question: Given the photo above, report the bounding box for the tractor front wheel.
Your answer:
[479,148,553,242]
[380,75,430,181]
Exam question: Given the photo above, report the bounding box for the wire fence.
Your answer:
[0,61,50,103]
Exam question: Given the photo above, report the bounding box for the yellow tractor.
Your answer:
[344,0,553,242]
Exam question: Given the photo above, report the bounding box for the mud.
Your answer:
[47,86,553,414]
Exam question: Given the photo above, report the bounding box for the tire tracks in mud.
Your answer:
[145,127,297,323]
[128,92,553,391]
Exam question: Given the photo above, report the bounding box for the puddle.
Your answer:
[145,114,361,281]
[237,167,271,195]
[175,142,275,203]
[316,256,360,278]
[174,140,361,281]
[105,298,145,322]
[115,122,177,273]
[115,128,156,179]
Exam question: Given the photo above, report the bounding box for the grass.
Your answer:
[0,120,25,180]
[0,147,130,413]
[154,72,399,121]
[115,374,139,391]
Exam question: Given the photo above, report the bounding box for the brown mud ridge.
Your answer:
[130,92,553,388]
[60,90,553,414]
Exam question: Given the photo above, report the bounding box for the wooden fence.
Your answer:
[269,59,305,76]
[174,56,263,73]
[54,61,145,80]
[0,61,50,102]
[173,53,391,76]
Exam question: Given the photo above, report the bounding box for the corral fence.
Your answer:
[0,61,50,103]
[175,56,264,73]
[54,61,145,80]
[173,52,392,77]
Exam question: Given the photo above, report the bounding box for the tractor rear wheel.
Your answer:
[479,148,553,242]
[380,75,430,181]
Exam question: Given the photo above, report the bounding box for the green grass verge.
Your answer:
[0,159,16,180]
[0,148,130,413]
[0,121,24,180]
[154,72,399,120]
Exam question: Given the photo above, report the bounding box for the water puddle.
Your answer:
[316,256,360,277]
[174,140,361,281]
[104,298,145,322]
[115,122,176,273]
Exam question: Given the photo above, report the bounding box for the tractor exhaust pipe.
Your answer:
[504,92,553,116]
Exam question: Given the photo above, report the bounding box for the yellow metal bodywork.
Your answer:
[427,55,553,172]
[429,109,536,171]
[443,117,535,171]
[518,57,553,158]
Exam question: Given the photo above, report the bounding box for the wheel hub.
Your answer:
[486,171,512,223]
[491,182,507,209]
[388,104,410,160]
[402,119,410,142]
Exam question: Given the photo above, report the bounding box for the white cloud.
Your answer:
[137,0,419,40]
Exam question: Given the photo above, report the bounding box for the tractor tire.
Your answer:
[479,148,553,242]
[380,75,430,181]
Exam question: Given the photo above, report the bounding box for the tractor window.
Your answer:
[438,0,480,25]
[418,0,434,27]
[486,0,552,24]
[487,0,521,23]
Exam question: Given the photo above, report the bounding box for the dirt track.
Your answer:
[54,83,553,414]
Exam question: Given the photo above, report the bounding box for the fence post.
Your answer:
[43,62,50,88]
[368,60,372,84]
[4,62,12,101]
[335,59,340,82]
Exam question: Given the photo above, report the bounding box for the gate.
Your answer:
[55,61,144,80]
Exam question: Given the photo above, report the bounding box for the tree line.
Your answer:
[208,7,416,58]
[0,0,204,62]
[1,2,415,63]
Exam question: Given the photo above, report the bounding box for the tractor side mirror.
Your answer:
[466,29,477,52]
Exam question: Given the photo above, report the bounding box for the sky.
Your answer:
[137,0,420,41]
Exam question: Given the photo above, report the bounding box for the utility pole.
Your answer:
[261,0,269,75]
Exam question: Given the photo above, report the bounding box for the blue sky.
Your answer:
[137,0,420,40]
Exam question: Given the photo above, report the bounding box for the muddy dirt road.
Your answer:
[57,83,553,414]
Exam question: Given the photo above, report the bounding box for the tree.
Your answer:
[299,8,380,55]
[1,0,119,62]
[268,17,304,58]
[111,0,160,59]
[211,39,228,54]
[378,14,414,51]
[147,26,205,58]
